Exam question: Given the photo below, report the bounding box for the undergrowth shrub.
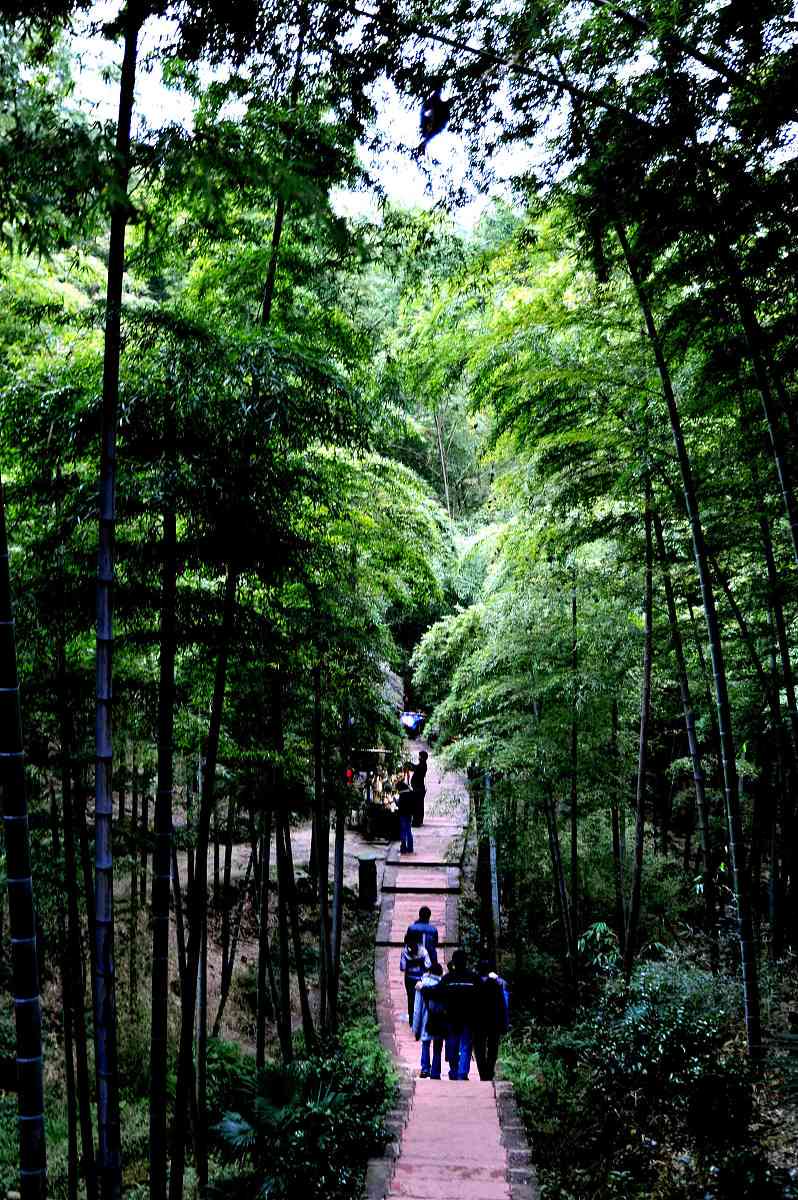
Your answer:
[502,960,768,1199]
[209,1038,393,1200]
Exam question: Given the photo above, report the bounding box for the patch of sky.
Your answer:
[68,1,545,230]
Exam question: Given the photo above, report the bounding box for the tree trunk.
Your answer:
[433,405,453,519]
[169,565,238,1200]
[129,756,138,1018]
[613,223,761,1053]
[171,842,188,993]
[93,10,142,1192]
[212,843,256,1038]
[0,478,47,1200]
[721,265,798,567]
[623,488,653,982]
[139,777,149,907]
[558,53,759,1050]
[219,793,238,987]
[186,759,195,893]
[149,407,177,1200]
[56,486,97,1200]
[256,807,281,1070]
[196,915,208,1188]
[329,788,347,1032]
[312,663,332,1031]
[610,700,626,954]
[77,779,98,1009]
[652,511,717,965]
[570,576,578,931]
[51,782,79,1200]
[63,781,97,1200]
[275,810,294,1064]
[754,481,798,761]
[277,814,316,1046]
[213,805,220,906]
[542,789,574,974]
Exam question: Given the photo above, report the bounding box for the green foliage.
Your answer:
[206,1037,258,1115]
[210,1041,392,1200]
[502,962,760,1199]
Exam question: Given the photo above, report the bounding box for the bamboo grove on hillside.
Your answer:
[2,2,798,1199]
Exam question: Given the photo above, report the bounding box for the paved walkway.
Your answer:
[382,749,512,1200]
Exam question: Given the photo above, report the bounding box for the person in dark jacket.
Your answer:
[473,958,510,1081]
[395,779,415,853]
[404,904,439,965]
[410,750,428,826]
[436,948,480,1079]
[400,933,430,1022]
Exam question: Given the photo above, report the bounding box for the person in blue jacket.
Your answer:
[404,905,439,965]
[412,962,445,1078]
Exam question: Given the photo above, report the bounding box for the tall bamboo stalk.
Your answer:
[610,700,626,953]
[312,663,332,1030]
[149,403,177,1200]
[543,789,574,973]
[280,811,316,1046]
[623,486,653,982]
[256,807,283,1069]
[50,782,78,1200]
[652,511,716,963]
[169,566,238,1200]
[616,223,761,1050]
[93,11,143,1193]
[212,842,255,1038]
[569,574,578,930]
[0,478,46,1200]
[56,468,97,1200]
[557,57,760,1050]
[219,793,238,984]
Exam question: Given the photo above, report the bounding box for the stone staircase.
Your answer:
[366,762,537,1200]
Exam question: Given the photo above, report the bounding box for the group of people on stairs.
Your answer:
[400,905,509,1081]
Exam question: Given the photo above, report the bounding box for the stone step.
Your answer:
[382,865,461,894]
[389,1173,509,1200]
[386,853,454,867]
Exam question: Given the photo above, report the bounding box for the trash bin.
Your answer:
[357,853,379,909]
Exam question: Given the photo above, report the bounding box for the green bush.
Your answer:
[591,961,746,1139]
[206,1036,257,1115]
[209,1039,392,1200]
[502,961,759,1199]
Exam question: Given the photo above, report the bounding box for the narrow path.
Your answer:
[381,747,512,1200]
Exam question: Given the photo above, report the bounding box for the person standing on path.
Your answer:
[404,904,439,965]
[396,778,415,853]
[410,750,428,827]
[437,948,480,1079]
[413,961,445,1078]
[473,958,510,1081]
[400,933,431,1023]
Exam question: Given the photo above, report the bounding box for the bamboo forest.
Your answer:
[2,2,798,1199]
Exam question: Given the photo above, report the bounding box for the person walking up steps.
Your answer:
[437,948,480,1080]
[396,778,415,853]
[400,932,430,1023]
[410,750,428,827]
[413,961,445,1078]
[404,904,439,965]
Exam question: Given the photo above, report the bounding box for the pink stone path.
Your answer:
[383,750,511,1200]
